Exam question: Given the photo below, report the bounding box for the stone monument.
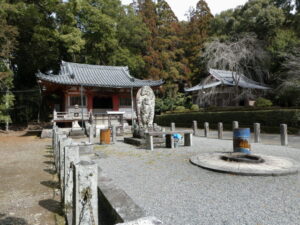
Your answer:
[136,86,155,129]
[125,86,163,146]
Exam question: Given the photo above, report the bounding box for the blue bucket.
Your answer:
[233,128,251,154]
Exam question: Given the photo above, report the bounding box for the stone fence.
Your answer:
[52,126,163,225]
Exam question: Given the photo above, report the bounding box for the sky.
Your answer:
[121,0,248,21]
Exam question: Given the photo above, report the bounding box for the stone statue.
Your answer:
[136,86,155,129]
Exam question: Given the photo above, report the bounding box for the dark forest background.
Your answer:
[0,0,300,124]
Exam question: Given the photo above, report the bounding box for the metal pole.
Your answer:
[80,85,84,129]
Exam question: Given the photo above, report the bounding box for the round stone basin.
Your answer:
[220,153,265,164]
[190,153,300,176]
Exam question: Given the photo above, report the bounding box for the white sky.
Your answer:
[121,0,248,21]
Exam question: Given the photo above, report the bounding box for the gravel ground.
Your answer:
[0,132,64,225]
[95,136,300,225]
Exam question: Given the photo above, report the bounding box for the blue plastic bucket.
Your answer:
[233,128,251,154]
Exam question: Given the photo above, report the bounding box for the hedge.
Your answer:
[155,109,300,134]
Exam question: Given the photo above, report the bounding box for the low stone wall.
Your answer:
[52,126,163,225]
[41,128,71,138]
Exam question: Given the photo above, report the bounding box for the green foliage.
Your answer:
[156,109,300,133]
[211,0,285,40]
[183,0,213,82]
[190,104,199,111]
[0,3,17,124]
[255,97,273,107]
[276,87,300,106]
[155,92,191,114]
[174,106,186,112]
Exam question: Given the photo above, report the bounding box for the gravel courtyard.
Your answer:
[0,132,64,225]
[95,136,300,225]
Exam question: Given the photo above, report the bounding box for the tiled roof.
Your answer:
[185,69,270,92]
[36,61,164,88]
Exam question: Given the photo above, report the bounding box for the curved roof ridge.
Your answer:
[63,61,128,70]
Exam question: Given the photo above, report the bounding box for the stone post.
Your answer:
[111,125,117,144]
[53,109,57,127]
[254,123,261,143]
[55,133,66,171]
[74,161,98,225]
[146,134,154,151]
[184,133,193,146]
[52,126,58,150]
[204,122,209,137]
[59,137,72,190]
[218,122,223,139]
[170,122,175,131]
[165,134,174,148]
[192,121,198,136]
[232,121,239,130]
[280,124,288,146]
[89,122,94,144]
[63,145,80,215]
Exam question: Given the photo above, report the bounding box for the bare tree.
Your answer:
[199,34,270,106]
[203,34,269,84]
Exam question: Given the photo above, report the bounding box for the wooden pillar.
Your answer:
[87,94,93,111]
[64,92,68,112]
[112,95,119,111]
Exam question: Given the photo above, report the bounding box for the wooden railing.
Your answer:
[53,110,91,122]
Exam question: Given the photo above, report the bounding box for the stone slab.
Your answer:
[190,153,300,176]
[124,137,146,146]
[116,217,163,225]
[97,166,145,224]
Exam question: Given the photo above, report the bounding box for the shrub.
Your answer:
[255,97,273,107]
[155,109,300,133]
[155,93,192,114]
[174,106,186,112]
[190,104,199,111]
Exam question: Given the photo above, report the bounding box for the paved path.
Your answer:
[95,136,300,225]
[0,132,64,225]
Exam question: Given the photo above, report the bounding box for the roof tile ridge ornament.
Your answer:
[65,61,75,79]
[64,61,126,70]
[122,67,135,82]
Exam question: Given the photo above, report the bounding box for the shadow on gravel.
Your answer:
[41,180,60,189]
[20,131,41,137]
[0,214,28,225]
[39,199,63,216]
[43,161,55,165]
[43,169,56,175]
[43,155,53,158]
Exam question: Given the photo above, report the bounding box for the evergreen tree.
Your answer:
[183,0,213,84]
[0,1,17,125]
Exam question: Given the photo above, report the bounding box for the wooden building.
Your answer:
[185,69,270,107]
[36,61,163,127]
